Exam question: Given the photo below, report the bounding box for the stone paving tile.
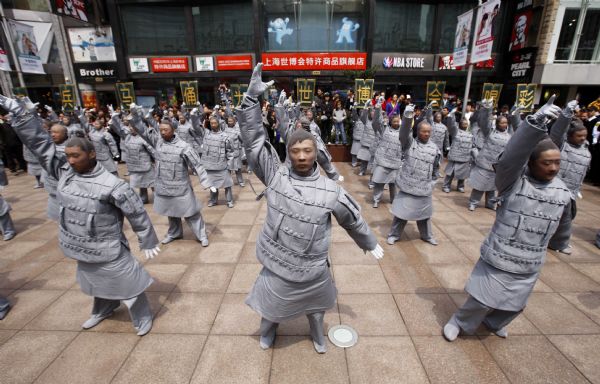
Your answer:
[548,334,600,384]
[412,241,471,264]
[270,336,348,384]
[21,262,76,290]
[208,225,251,243]
[0,329,16,346]
[570,262,600,284]
[428,263,474,293]
[524,293,600,334]
[0,261,56,289]
[539,262,600,292]
[381,264,445,293]
[151,240,198,264]
[239,242,259,263]
[413,336,509,384]
[227,264,262,293]
[176,264,235,293]
[346,336,429,384]
[560,291,600,326]
[332,265,390,294]
[394,293,457,336]
[0,330,77,384]
[211,294,261,335]
[138,263,188,292]
[482,335,589,384]
[219,209,259,226]
[191,335,271,384]
[196,242,244,264]
[0,289,63,330]
[152,293,222,334]
[337,294,407,336]
[112,334,206,384]
[25,290,90,331]
[35,332,139,384]
[329,242,378,265]
[89,292,169,333]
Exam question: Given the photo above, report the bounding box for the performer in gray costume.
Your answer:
[2,95,161,336]
[387,104,441,246]
[442,110,472,193]
[23,143,43,188]
[356,101,376,177]
[0,158,16,241]
[197,113,235,208]
[443,96,571,341]
[425,104,450,156]
[548,100,589,255]
[468,99,512,211]
[349,106,364,167]
[110,108,156,204]
[237,64,383,353]
[42,124,68,221]
[175,108,202,155]
[88,119,120,175]
[130,105,210,246]
[62,113,85,138]
[371,96,402,208]
[222,96,245,187]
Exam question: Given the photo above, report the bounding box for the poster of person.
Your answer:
[68,27,117,63]
[453,9,473,67]
[7,20,44,74]
[509,9,532,52]
[54,0,89,22]
[438,55,456,70]
[0,46,11,71]
[472,0,501,64]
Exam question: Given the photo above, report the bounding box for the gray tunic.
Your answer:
[88,128,119,174]
[110,118,155,189]
[23,145,42,176]
[350,108,364,155]
[371,108,402,184]
[12,112,159,301]
[236,97,377,323]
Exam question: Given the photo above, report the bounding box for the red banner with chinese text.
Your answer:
[216,55,253,71]
[150,57,189,73]
[262,53,367,71]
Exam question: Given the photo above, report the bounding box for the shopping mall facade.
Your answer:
[1,0,599,108]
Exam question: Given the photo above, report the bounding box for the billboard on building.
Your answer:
[472,0,501,64]
[453,9,473,67]
[68,27,116,63]
[53,0,89,22]
[0,47,10,71]
[509,9,532,52]
[8,20,44,74]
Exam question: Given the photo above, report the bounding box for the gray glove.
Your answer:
[404,104,415,119]
[510,104,524,116]
[0,95,30,116]
[247,63,275,99]
[481,98,494,109]
[278,90,287,107]
[563,99,578,117]
[532,95,561,125]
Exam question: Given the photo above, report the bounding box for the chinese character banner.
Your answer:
[180,81,199,107]
[295,79,316,107]
[59,84,76,112]
[355,79,374,108]
[516,83,536,112]
[229,84,249,107]
[116,82,136,110]
[482,83,503,108]
[426,81,446,108]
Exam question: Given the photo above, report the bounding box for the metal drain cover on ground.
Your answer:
[328,325,358,348]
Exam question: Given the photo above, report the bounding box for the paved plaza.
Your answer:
[0,162,600,384]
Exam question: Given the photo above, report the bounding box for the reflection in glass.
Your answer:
[373,1,434,53]
[555,8,580,61]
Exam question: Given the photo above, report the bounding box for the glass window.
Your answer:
[437,2,476,53]
[193,2,254,53]
[263,0,365,52]
[121,5,188,55]
[555,8,580,61]
[373,1,434,53]
[575,8,600,61]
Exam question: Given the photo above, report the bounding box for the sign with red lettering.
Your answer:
[150,57,189,73]
[216,55,253,71]
[262,53,367,71]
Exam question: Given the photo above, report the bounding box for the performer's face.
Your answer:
[159,123,175,141]
[497,117,508,131]
[65,146,96,174]
[391,117,400,129]
[418,123,432,142]
[568,129,587,146]
[227,117,236,128]
[50,125,67,144]
[289,140,316,175]
[210,118,220,132]
[529,149,561,182]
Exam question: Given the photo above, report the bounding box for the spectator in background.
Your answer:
[332,100,347,145]
[345,89,355,110]
[386,93,402,118]
[0,114,27,174]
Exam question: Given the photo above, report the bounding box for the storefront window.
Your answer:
[121,5,188,55]
[555,8,580,61]
[373,1,434,53]
[575,9,600,61]
[193,2,254,53]
[1,0,49,12]
[437,2,476,53]
[263,0,365,52]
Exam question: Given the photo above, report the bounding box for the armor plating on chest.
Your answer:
[431,123,447,151]
[375,127,403,169]
[89,130,112,161]
[124,135,153,172]
[201,131,229,170]
[559,142,591,193]
[360,121,376,148]
[475,130,511,171]
[448,130,473,162]
[155,139,190,196]
[398,140,439,196]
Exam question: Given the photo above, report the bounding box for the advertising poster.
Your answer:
[509,9,532,52]
[472,0,501,64]
[453,9,474,67]
[54,0,89,22]
[8,20,44,74]
[81,90,97,109]
[68,27,116,63]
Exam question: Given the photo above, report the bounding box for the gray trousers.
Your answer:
[139,188,150,204]
[388,217,433,241]
[209,187,233,205]
[92,293,152,331]
[234,170,244,185]
[259,311,325,346]
[0,212,15,238]
[359,161,368,174]
[373,183,396,204]
[469,189,496,208]
[454,295,521,334]
[351,154,358,166]
[443,174,464,190]
[167,212,207,242]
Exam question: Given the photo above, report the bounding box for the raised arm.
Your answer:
[508,104,522,134]
[130,104,158,147]
[234,64,279,187]
[399,104,415,150]
[0,96,67,179]
[495,96,562,194]
[549,100,577,148]
[372,96,385,135]
[478,99,493,138]
[447,109,458,139]
[44,105,59,122]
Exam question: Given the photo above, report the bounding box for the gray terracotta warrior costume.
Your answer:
[350,107,364,167]
[237,88,377,354]
[88,127,120,175]
[0,158,16,241]
[42,140,66,221]
[357,104,376,176]
[23,144,43,187]
[4,96,160,335]
[197,114,235,207]
[223,102,245,186]
[468,102,512,210]
[371,100,402,207]
[426,107,450,156]
[388,105,441,245]
[110,114,156,204]
[130,106,210,246]
[444,101,572,340]
[175,116,202,155]
[443,113,473,193]
[548,102,590,252]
